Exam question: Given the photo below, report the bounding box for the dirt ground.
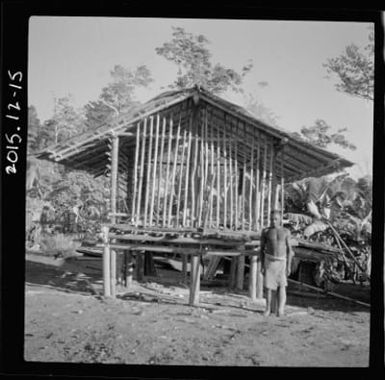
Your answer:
[24,251,370,367]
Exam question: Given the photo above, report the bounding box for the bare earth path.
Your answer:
[24,253,369,367]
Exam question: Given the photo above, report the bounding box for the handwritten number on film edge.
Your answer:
[5,70,23,175]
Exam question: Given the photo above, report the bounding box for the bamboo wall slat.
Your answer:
[143,116,154,226]
[255,138,260,230]
[249,141,255,231]
[216,123,221,228]
[229,131,234,230]
[209,112,215,228]
[168,115,181,226]
[136,119,147,225]
[163,115,174,226]
[260,139,267,228]
[149,115,160,226]
[176,129,187,227]
[183,114,193,226]
[116,104,282,232]
[156,117,166,225]
[190,110,199,227]
[234,124,239,230]
[223,128,228,230]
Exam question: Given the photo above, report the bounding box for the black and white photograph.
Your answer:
[10,9,379,369]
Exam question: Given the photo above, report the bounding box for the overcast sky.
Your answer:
[28,17,374,179]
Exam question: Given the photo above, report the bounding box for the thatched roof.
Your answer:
[35,86,354,182]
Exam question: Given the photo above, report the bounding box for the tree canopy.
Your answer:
[156,27,253,94]
[291,119,356,150]
[324,28,374,101]
[28,105,42,152]
[243,94,279,127]
[84,64,153,127]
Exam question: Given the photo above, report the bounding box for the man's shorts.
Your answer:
[264,255,287,290]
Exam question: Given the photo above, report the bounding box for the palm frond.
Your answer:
[303,220,329,238]
[285,213,313,225]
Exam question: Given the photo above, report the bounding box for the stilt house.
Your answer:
[37,86,353,231]
[37,86,354,302]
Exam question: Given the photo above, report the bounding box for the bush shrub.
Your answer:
[39,233,81,257]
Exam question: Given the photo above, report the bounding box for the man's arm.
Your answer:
[286,230,294,276]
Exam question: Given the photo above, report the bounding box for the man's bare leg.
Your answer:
[270,290,277,314]
[277,286,287,317]
[264,289,271,316]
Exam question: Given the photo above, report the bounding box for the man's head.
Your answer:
[270,210,282,228]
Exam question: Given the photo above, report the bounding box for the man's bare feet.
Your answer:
[263,310,271,317]
[277,309,285,317]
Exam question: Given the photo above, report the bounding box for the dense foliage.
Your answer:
[156,27,253,94]
[284,173,372,283]
[324,27,374,101]
[291,119,357,150]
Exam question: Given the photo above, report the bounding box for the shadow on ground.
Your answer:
[25,253,370,314]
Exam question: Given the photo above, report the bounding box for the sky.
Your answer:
[28,17,374,179]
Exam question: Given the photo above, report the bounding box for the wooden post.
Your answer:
[168,116,181,226]
[102,226,111,297]
[256,253,264,299]
[156,117,166,225]
[249,255,257,301]
[189,254,201,306]
[123,250,128,286]
[229,256,237,288]
[236,254,245,290]
[136,251,144,282]
[131,123,140,225]
[110,249,116,298]
[125,250,134,288]
[176,129,187,227]
[137,119,147,224]
[110,135,119,224]
[163,116,173,226]
[149,115,160,226]
[182,253,188,284]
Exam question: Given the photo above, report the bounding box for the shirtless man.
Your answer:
[260,210,294,317]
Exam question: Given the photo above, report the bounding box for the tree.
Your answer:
[84,64,153,128]
[291,119,356,150]
[243,94,279,127]
[28,105,42,153]
[324,28,374,101]
[156,27,253,94]
[40,95,86,146]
